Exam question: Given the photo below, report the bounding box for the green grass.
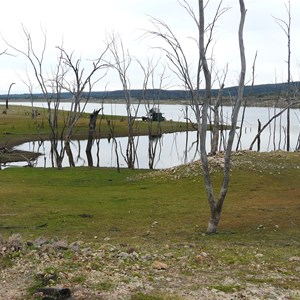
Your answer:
[0,166,206,242]
[0,152,299,244]
[0,104,194,148]
[0,151,300,297]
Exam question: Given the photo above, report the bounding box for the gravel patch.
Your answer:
[1,234,299,299]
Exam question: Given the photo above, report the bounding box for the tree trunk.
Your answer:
[257,119,261,152]
[65,141,75,167]
[204,0,246,233]
[86,109,101,166]
[211,83,224,155]
[206,210,221,234]
[6,83,15,110]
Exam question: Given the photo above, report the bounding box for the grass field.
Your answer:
[0,152,299,299]
[1,152,299,242]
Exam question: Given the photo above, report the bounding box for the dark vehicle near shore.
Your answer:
[142,108,165,122]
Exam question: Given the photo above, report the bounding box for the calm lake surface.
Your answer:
[10,102,300,169]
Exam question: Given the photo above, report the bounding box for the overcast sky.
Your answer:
[0,0,300,94]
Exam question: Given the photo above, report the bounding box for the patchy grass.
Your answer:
[130,293,180,300]
[0,151,299,298]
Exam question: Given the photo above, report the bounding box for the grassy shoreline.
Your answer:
[0,104,197,164]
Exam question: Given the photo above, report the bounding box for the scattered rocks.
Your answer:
[1,233,299,299]
[129,150,300,181]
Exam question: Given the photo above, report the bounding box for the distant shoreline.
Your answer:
[2,97,300,109]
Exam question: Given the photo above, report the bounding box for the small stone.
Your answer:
[33,237,48,247]
[151,221,159,227]
[26,241,34,247]
[152,260,169,270]
[69,242,81,252]
[289,256,300,262]
[195,252,210,263]
[82,247,93,257]
[117,252,129,260]
[164,252,174,259]
[8,234,24,251]
[255,253,264,258]
[52,240,69,250]
[41,244,55,255]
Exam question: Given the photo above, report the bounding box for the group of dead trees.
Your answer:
[3,28,110,168]
[2,28,166,170]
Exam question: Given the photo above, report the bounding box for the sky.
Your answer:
[0,0,300,94]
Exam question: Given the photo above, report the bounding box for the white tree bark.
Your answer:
[148,0,246,233]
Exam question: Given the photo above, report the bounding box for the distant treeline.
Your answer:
[1,81,299,101]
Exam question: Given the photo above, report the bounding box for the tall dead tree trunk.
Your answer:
[107,33,140,169]
[148,0,246,233]
[86,109,101,166]
[5,83,15,110]
[273,1,292,151]
[211,82,225,155]
[87,109,101,151]
[236,51,257,151]
[201,0,247,233]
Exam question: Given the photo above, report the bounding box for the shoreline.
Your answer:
[2,97,300,108]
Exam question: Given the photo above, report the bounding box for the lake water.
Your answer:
[8,102,300,169]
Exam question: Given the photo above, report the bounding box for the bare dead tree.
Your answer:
[86,108,101,166]
[273,0,292,151]
[56,47,109,144]
[5,82,15,110]
[106,33,140,169]
[210,65,228,155]
[4,26,109,168]
[296,130,300,151]
[4,26,65,168]
[206,0,246,233]
[147,0,246,233]
[236,50,257,151]
[136,57,168,168]
[19,69,38,119]
[106,116,121,172]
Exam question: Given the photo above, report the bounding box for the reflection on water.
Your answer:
[5,103,300,169]
[13,132,201,169]
[13,122,299,169]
